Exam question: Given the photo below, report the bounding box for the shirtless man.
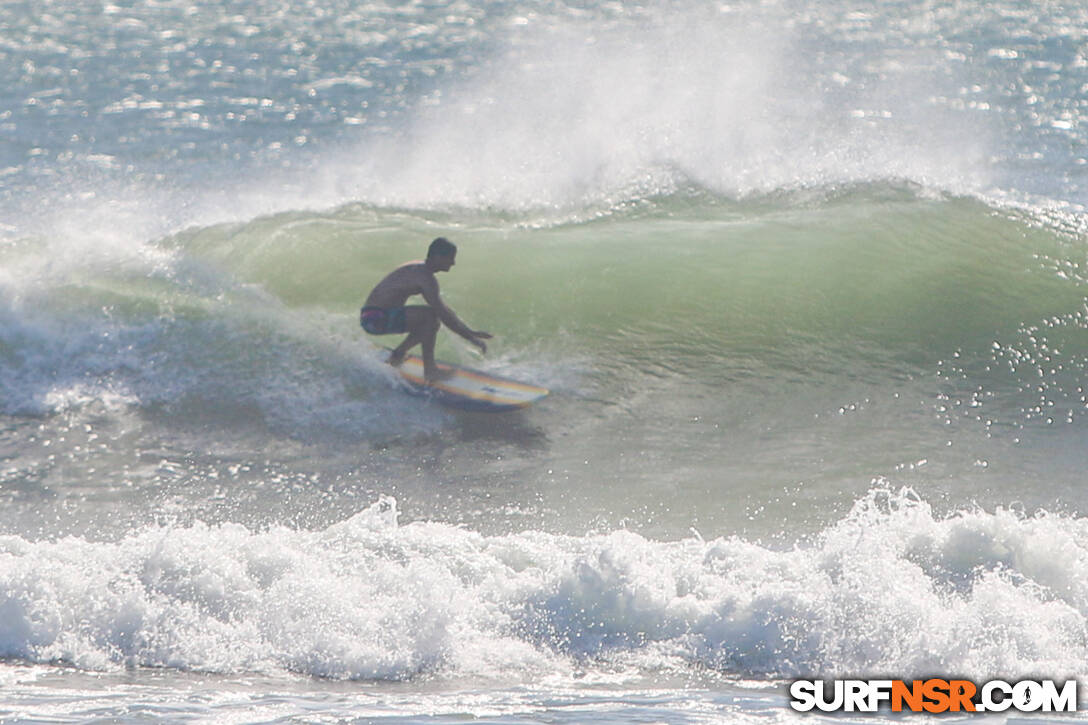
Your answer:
[360,237,492,381]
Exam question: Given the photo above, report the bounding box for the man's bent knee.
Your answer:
[416,308,439,334]
[405,307,440,335]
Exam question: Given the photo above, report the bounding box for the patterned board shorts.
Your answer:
[360,306,408,335]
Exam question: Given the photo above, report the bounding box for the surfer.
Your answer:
[360,237,492,381]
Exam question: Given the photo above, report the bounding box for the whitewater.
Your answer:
[2,0,1088,722]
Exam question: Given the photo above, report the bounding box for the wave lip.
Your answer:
[1,489,1085,682]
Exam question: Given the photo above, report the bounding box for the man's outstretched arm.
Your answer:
[421,276,492,352]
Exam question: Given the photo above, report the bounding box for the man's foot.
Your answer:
[424,366,456,383]
[387,349,406,367]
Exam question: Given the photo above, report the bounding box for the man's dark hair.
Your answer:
[427,237,457,259]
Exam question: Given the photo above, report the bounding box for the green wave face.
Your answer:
[3,185,1087,538]
[171,188,1085,380]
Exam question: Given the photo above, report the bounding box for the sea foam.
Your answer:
[1,488,1085,682]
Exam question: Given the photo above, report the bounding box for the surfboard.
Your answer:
[384,349,549,412]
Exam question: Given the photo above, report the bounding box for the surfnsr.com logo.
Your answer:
[789,679,1078,713]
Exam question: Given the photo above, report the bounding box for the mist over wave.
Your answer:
[340,7,995,211]
[2,0,1034,243]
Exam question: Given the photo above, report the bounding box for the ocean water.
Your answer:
[2,0,1088,722]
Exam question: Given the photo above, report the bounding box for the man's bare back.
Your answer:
[360,238,491,381]
[364,262,436,309]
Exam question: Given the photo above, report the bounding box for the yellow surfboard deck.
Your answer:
[387,350,549,412]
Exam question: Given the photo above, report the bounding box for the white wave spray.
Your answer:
[2,488,1085,681]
